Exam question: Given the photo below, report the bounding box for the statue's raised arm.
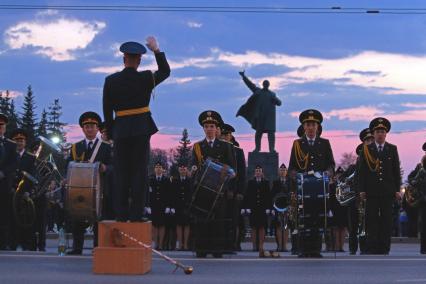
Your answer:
[239,71,259,93]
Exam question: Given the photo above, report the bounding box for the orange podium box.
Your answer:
[93,221,152,275]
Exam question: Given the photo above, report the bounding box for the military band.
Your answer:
[1,38,423,259]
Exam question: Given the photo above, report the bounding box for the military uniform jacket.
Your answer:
[358,142,401,198]
[271,178,290,207]
[171,177,192,212]
[0,138,18,192]
[244,178,272,211]
[148,175,172,211]
[234,146,247,195]
[191,139,236,170]
[15,151,36,189]
[68,138,112,165]
[288,136,335,174]
[103,52,171,139]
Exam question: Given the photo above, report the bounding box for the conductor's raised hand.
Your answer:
[146,36,159,53]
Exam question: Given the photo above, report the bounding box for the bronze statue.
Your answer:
[236,71,282,153]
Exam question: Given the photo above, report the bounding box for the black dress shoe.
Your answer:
[349,251,356,255]
[67,250,82,255]
[420,251,426,254]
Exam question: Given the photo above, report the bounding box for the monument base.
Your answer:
[247,151,279,182]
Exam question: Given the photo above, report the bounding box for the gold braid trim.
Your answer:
[363,144,379,172]
[293,140,309,171]
[194,142,203,166]
[71,143,85,162]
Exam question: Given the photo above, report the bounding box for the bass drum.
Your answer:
[65,162,101,223]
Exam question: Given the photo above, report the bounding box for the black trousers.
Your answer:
[0,191,13,250]
[365,197,393,254]
[33,197,47,250]
[347,202,367,253]
[418,206,426,253]
[71,221,97,252]
[114,135,150,221]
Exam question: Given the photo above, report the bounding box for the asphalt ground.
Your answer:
[0,241,425,284]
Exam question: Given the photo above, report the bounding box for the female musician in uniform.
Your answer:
[244,165,272,257]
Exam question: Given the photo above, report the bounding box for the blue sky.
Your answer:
[1,0,426,172]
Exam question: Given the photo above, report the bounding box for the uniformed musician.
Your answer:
[288,109,335,258]
[243,165,272,257]
[347,128,374,255]
[0,113,18,251]
[407,143,426,254]
[171,163,191,251]
[148,162,173,250]
[271,163,290,252]
[191,110,236,257]
[11,129,36,251]
[358,117,401,255]
[220,123,247,250]
[67,112,112,255]
[103,37,170,222]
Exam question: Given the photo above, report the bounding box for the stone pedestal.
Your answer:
[93,221,152,275]
[247,151,279,182]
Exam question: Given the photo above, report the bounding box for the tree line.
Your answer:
[1,86,66,148]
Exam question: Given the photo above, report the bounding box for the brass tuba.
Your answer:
[13,136,64,227]
[13,171,38,227]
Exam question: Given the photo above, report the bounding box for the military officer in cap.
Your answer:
[221,123,247,250]
[346,128,374,255]
[191,110,236,257]
[288,109,335,257]
[0,113,18,250]
[358,117,401,254]
[11,129,37,250]
[67,111,112,255]
[192,111,236,171]
[407,145,426,254]
[103,37,170,221]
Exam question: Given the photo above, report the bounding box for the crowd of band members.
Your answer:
[0,109,425,256]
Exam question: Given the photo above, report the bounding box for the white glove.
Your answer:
[145,207,151,215]
[170,208,175,214]
[271,210,276,216]
[240,209,246,215]
[0,171,5,180]
[246,209,252,214]
[165,207,171,214]
[146,36,159,52]
[266,209,271,214]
